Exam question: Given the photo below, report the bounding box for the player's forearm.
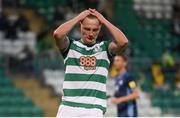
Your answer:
[53,17,79,40]
[117,91,139,103]
[103,19,128,46]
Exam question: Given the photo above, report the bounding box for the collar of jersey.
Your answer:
[74,40,104,51]
[116,70,128,80]
[80,39,96,47]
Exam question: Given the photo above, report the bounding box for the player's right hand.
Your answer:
[89,9,106,25]
[76,10,91,22]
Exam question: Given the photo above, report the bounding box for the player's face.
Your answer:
[113,56,127,70]
[80,18,101,44]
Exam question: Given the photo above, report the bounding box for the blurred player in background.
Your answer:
[111,55,140,117]
[53,8,128,117]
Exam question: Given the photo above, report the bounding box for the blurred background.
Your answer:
[0,0,180,117]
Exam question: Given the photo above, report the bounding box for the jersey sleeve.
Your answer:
[60,37,72,59]
[127,75,137,90]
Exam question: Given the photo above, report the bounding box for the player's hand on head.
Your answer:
[77,10,91,22]
[88,8,106,24]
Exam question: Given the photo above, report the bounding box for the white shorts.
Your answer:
[56,105,103,117]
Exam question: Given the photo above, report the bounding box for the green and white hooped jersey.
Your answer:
[61,38,112,114]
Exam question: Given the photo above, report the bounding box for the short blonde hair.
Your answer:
[81,14,101,25]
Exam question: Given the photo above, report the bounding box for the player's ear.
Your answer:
[98,24,102,31]
[79,21,83,28]
[124,61,127,67]
[80,21,82,25]
[98,22,102,28]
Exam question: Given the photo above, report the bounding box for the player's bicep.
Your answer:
[108,41,128,55]
[55,36,70,52]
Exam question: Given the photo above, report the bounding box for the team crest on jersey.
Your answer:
[119,80,123,85]
[93,45,102,53]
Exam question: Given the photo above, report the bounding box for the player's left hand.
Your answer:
[89,8,107,24]
[111,98,122,104]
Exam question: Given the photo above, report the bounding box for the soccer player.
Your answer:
[111,55,140,117]
[53,9,128,117]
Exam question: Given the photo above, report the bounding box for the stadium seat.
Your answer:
[0,67,43,117]
[43,69,64,95]
[0,78,13,87]
[19,107,43,116]
[0,96,33,106]
[0,87,23,96]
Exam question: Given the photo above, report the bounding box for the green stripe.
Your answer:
[70,42,107,55]
[61,101,106,114]
[64,74,107,84]
[63,89,106,99]
[65,58,110,69]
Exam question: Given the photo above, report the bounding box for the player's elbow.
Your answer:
[122,38,128,46]
[53,31,64,48]
[53,30,65,40]
[115,40,128,54]
[117,38,128,48]
[53,30,60,40]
